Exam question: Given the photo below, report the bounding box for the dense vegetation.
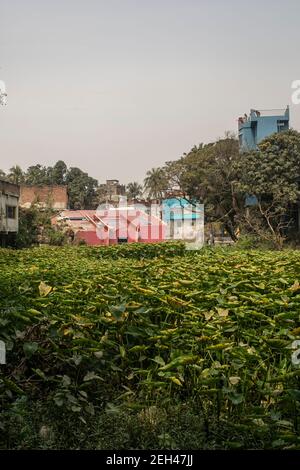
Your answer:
[1,161,98,210]
[3,130,300,248]
[143,130,300,248]
[1,242,300,449]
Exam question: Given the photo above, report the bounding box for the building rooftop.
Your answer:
[238,106,289,128]
[0,179,20,196]
[238,105,290,151]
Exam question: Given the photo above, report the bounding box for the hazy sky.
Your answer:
[1,0,299,184]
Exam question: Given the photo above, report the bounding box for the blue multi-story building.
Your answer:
[238,106,289,152]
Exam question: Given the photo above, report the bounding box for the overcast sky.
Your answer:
[0,0,299,184]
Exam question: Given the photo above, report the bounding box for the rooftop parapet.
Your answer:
[238,106,289,128]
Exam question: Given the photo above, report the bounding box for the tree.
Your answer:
[25,164,50,185]
[235,129,300,249]
[48,160,67,185]
[144,168,168,201]
[2,161,99,210]
[0,169,6,180]
[8,165,24,185]
[14,206,67,248]
[164,137,242,240]
[66,167,98,209]
[126,182,143,200]
[15,207,39,247]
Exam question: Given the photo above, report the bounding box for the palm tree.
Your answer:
[126,182,143,200]
[144,168,167,201]
[8,165,24,185]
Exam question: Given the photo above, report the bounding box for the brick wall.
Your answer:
[20,185,68,210]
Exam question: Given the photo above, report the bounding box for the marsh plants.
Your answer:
[1,242,300,449]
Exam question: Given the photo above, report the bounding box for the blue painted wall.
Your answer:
[238,107,289,152]
[162,198,203,221]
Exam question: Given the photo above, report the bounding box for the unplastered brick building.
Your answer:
[19,185,68,210]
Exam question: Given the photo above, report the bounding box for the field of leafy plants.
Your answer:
[1,242,300,449]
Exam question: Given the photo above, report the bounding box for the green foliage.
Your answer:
[235,130,300,248]
[48,161,67,185]
[82,241,186,259]
[238,130,300,203]
[14,207,67,248]
[15,207,40,248]
[46,229,67,246]
[2,160,99,210]
[25,164,50,186]
[8,165,25,185]
[163,136,242,240]
[144,168,168,200]
[158,130,300,246]
[234,234,275,250]
[66,167,98,209]
[126,182,143,200]
[1,399,274,449]
[1,244,300,448]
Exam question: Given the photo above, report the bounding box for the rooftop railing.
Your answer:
[250,108,288,117]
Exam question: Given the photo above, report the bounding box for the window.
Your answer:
[277,120,286,133]
[6,205,16,219]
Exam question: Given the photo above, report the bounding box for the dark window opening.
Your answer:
[117,237,128,244]
[277,120,286,133]
[6,206,16,219]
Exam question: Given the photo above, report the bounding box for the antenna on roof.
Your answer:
[0,80,7,105]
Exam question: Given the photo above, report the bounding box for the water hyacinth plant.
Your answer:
[1,242,300,449]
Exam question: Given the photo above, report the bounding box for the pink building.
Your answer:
[52,207,166,246]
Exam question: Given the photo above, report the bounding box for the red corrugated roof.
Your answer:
[52,209,165,232]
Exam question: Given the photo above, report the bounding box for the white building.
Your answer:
[0,180,20,245]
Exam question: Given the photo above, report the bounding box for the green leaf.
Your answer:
[62,375,71,387]
[152,356,165,366]
[23,342,38,358]
[71,406,81,412]
[228,392,244,405]
[169,376,183,386]
[83,371,103,382]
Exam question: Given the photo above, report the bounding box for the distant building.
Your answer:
[98,179,126,202]
[162,198,204,243]
[19,185,68,210]
[238,106,289,152]
[238,107,290,207]
[0,180,20,245]
[52,207,166,246]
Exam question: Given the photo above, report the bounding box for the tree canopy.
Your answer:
[147,129,300,247]
[235,129,300,248]
[126,182,143,200]
[0,161,98,210]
